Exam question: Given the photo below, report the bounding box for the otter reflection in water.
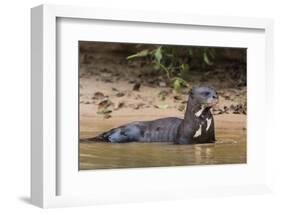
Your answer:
[86,86,219,144]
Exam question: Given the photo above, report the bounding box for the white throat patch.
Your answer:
[195,106,205,117]
[193,124,202,138]
[206,118,212,131]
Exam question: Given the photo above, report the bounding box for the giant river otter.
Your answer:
[86,86,218,144]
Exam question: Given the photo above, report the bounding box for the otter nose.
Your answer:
[212,95,218,99]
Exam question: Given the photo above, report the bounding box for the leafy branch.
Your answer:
[127,46,215,93]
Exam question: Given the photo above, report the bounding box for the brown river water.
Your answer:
[79,128,246,170]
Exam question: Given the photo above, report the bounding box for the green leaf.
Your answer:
[97,109,112,115]
[180,63,189,72]
[154,46,162,63]
[126,49,150,60]
[173,79,181,93]
[203,52,211,65]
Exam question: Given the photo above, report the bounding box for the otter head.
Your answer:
[189,86,219,108]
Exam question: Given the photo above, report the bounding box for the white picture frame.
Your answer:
[31,4,274,208]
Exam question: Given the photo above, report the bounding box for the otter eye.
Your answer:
[202,91,210,96]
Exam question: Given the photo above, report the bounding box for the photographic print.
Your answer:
[79,42,246,170]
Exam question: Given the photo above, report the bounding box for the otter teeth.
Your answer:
[193,124,202,138]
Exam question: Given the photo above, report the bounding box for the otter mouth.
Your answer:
[204,99,219,107]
